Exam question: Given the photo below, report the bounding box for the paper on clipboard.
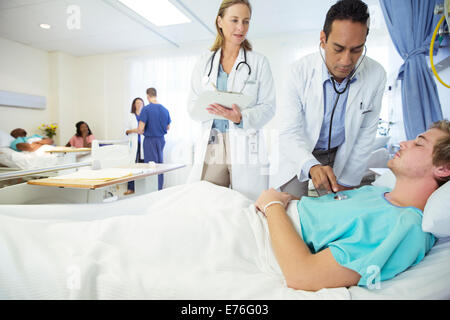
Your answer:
[191,90,253,121]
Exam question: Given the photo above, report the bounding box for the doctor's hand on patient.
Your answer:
[309,165,354,194]
[310,165,339,194]
[254,188,299,215]
[207,103,242,124]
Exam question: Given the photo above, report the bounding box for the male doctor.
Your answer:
[271,0,386,197]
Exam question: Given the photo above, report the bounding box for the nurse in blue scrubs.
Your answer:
[138,87,171,190]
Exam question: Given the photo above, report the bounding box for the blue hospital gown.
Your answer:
[297,185,436,286]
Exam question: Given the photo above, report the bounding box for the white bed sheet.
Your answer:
[0,145,58,169]
[0,181,349,300]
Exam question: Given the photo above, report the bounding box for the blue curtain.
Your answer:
[379,0,443,140]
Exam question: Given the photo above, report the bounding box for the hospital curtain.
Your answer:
[379,0,444,140]
[127,54,200,187]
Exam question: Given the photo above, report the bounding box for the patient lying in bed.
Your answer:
[257,120,450,291]
[0,122,448,299]
[10,128,53,152]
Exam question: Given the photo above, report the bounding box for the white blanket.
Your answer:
[0,181,349,300]
[0,145,58,169]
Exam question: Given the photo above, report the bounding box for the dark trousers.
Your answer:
[144,136,166,190]
[127,147,145,191]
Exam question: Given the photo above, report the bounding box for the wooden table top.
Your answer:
[46,147,91,153]
[27,163,185,189]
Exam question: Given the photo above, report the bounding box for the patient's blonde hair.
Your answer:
[431,120,450,186]
[211,0,253,52]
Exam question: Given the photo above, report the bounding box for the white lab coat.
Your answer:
[270,52,386,189]
[125,113,144,162]
[187,47,276,200]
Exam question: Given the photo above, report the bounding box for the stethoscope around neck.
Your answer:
[318,43,367,165]
[202,47,252,92]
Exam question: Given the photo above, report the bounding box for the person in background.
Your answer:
[10,128,53,152]
[66,121,95,148]
[138,87,171,190]
[124,97,145,195]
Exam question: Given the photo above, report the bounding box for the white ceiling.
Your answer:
[0,0,383,56]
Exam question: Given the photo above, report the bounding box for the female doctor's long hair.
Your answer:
[130,97,144,115]
[211,0,253,52]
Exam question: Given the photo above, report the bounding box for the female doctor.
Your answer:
[124,97,145,195]
[187,0,276,200]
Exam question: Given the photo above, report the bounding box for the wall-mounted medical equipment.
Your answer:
[431,0,450,88]
[0,90,46,109]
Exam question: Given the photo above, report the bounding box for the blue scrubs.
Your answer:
[139,103,171,190]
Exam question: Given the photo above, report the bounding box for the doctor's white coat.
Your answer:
[187,48,276,200]
[270,52,386,189]
[125,113,144,162]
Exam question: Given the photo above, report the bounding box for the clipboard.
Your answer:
[192,90,253,121]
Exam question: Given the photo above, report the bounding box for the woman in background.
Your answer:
[66,121,95,148]
[124,97,145,195]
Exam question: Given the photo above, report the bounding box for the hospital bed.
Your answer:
[0,145,91,190]
[0,171,448,300]
[0,145,91,170]
[0,139,185,204]
[0,129,91,172]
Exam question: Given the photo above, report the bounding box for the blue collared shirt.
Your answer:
[316,63,356,150]
[300,63,357,185]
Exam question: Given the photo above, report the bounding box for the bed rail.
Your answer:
[0,161,96,181]
[91,138,133,169]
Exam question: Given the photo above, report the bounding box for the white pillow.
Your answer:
[423,181,450,238]
[0,130,13,147]
[372,169,395,188]
[372,170,450,238]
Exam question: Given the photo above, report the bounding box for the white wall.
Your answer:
[74,42,208,143]
[0,37,84,146]
[0,37,53,138]
[49,51,81,145]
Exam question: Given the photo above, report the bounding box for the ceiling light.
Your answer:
[39,23,51,29]
[118,0,191,26]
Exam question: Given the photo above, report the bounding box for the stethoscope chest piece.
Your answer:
[334,193,349,201]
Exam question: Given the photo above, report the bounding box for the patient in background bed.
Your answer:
[257,120,450,291]
[10,128,53,152]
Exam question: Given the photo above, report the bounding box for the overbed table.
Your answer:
[0,163,185,204]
